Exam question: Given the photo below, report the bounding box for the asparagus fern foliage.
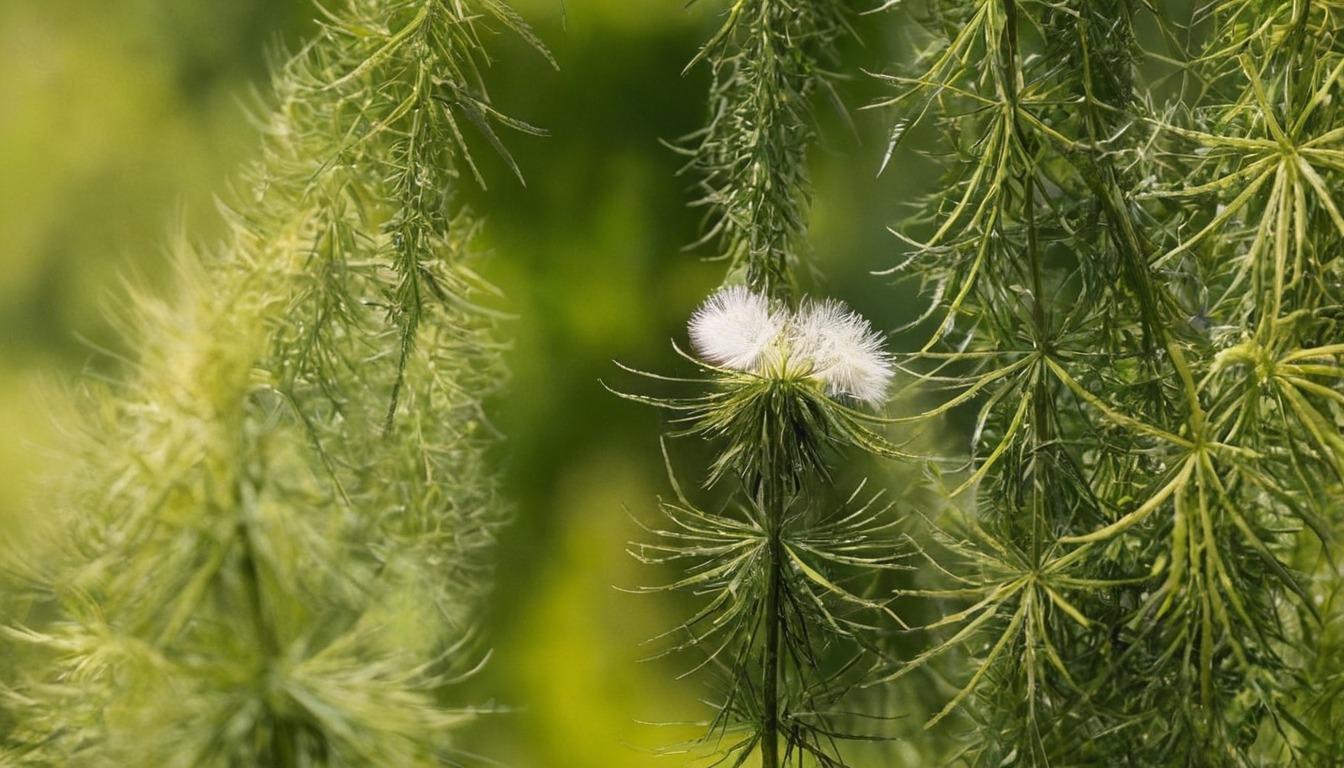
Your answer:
[2,1,549,765]
[877,0,1344,763]
[619,287,905,767]
[681,0,852,302]
[622,2,910,766]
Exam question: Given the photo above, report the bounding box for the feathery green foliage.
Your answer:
[621,344,905,768]
[2,1,547,765]
[877,0,1344,763]
[5,1,1341,765]
[682,0,851,301]
[624,2,910,765]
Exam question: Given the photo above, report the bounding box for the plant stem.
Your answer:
[235,483,293,767]
[1000,0,1053,574]
[762,520,782,768]
[757,443,784,768]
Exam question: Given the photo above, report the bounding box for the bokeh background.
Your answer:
[0,1,936,764]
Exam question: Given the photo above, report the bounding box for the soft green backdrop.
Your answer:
[0,1,929,764]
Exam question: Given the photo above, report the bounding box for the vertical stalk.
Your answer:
[671,0,878,759]
[1000,0,1052,574]
[1004,13,1056,755]
[688,0,844,304]
[234,473,295,768]
[761,509,782,768]
[748,0,789,303]
[756,409,785,768]
[1074,11,1207,433]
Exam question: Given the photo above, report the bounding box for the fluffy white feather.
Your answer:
[688,286,786,372]
[789,298,893,407]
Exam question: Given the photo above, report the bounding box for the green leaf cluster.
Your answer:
[878,0,1344,764]
[683,0,852,301]
[623,362,905,767]
[1,1,547,765]
[625,2,910,764]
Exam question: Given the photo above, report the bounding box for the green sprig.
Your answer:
[2,2,549,765]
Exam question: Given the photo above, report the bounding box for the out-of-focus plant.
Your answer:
[1,0,548,765]
[876,0,1344,764]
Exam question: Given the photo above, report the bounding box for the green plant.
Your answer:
[622,284,907,768]
[621,2,914,766]
[631,0,1344,765]
[1,1,547,764]
[4,0,1341,765]
[682,0,850,301]
[876,0,1344,764]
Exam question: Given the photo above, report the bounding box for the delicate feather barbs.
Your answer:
[687,286,894,408]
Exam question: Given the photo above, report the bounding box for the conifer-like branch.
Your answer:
[684,0,850,301]
[626,4,902,765]
[878,0,1343,762]
[623,283,903,768]
[2,2,548,765]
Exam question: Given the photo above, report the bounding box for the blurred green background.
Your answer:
[0,1,930,764]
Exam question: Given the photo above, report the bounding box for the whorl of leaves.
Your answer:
[616,335,906,768]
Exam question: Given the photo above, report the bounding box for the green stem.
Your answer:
[754,392,798,768]
[762,518,782,768]
[748,1,787,302]
[1075,10,1208,435]
[1000,0,1052,569]
[234,472,294,766]
[235,472,279,660]
[756,442,784,768]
